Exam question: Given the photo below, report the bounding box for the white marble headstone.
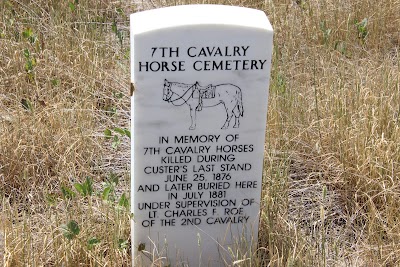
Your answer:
[131,5,273,266]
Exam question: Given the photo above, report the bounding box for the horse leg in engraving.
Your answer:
[221,104,234,129]
[189,106,197,130]
[224,99,239,129]
[233,89,244,128]
[233,117,240,128]
[234,119,239,128]
[196,90,203,111]
[233,105,240,128]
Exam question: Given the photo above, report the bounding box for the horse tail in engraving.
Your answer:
[238,89,244,117]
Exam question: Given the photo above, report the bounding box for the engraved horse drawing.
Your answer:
[162,79,244,130]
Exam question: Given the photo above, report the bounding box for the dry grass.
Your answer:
[1,0,399,266]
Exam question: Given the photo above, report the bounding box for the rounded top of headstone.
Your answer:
[131,5,272,35]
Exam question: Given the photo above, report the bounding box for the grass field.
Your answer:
[1,0,399,266]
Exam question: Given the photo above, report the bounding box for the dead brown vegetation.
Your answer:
[1,0,399,266]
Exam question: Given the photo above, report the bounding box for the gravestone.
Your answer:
[130,5,273,266]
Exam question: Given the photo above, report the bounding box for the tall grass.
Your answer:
[1,0,399,266]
